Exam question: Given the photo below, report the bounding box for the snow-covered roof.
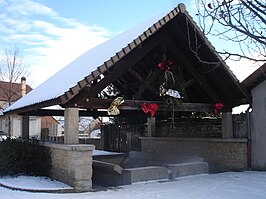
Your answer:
[5,6,174,113]
[4,3,250,114]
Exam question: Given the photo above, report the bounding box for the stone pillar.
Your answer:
[44,143,95,192]
[222,112,233,139]
[64,108,79,144]
[147,117,156,137]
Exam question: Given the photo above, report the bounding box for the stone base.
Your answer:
[140,137,247,172]
[44,143,95,192]
[93,151,208,186]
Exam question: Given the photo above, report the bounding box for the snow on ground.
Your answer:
[1,171,266,199]
[93,149,124,156]
[0,176,71,190]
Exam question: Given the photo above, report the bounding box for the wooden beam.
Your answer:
[128,68,145,82]
[133,56,159,99]
[113,81,133,99]
[84,34,161,98]
[64,98,213,112]
[184,78,195,88]
[4,97,61,115]
[20,99,214,117]
[124,82,141,90]
[133,71,154,99]
[21,115,29,139]
[20,109,147,117]
[169,19,250,104]
[164,33,220,102]
[63,34,161,107]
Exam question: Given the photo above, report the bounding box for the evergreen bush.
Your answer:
[0,138,51,176]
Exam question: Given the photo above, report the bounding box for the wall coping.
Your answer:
[42,142,95,151]
[139,137,247,143]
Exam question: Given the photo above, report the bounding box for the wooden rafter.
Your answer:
[19,109,146,117]
[63,34,161,107]
[81,35,161,98]
[133,70,154,99]
[63,98,213,112]
[164,33,220,102]
[133,55,160,99]
[128,68,145,82]
[112,81,133,99]
[184,79,195,88]
[5,97,61,115]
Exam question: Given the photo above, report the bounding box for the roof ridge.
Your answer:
[5,5,183,113]
[61,4,183,103]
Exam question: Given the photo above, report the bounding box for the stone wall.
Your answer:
[140,137,247,172]
[233,113,248,138]
[155,115,247,138]
[250,79,266,170]
[156,118,222,138]
[44,143,94,192]
[79,138,104,150]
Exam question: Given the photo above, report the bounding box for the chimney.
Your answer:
[21,77,26,97]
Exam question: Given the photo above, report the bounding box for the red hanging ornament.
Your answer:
[141,103,149,114]
[213,103,224,114]
[141,103,158,116]
[149,103,158,117]
[157,59,174,71]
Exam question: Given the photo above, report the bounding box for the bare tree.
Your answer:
[0,45,29,106]
[195,0,266,62]
[0,45,29,135]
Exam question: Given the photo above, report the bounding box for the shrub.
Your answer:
[0,138,51,176]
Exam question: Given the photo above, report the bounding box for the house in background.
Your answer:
[41,116,63,141]
[0,77,60,139]
[242,63,266,170]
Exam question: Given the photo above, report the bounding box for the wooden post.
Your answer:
[21,115,29,139]
[147,117,156,137]
[21,77,29,139]
[126,132,132,152]
[64,108,79,144]
[222,112,233,139]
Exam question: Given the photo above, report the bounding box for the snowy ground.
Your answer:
[1,171,266,199]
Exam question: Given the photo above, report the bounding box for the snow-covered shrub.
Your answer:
[0,138,51,176]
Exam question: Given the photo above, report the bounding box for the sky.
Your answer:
[0,0,260,88]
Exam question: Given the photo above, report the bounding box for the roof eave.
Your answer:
[242,63,266,90]
[3,97,61,115]
[60,4,185,105]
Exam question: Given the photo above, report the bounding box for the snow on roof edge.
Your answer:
[4,6,177,113]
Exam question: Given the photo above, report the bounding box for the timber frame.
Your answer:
[5,3,250,127]
[2,4,253,191]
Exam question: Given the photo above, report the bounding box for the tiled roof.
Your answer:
[4,5,178,113]
[5,3,250,115]
[241,63,266,90]
[0,80,32,102]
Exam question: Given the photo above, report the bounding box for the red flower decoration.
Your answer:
[141,103,158,117]
[213,103,224,114]
[141,103,149,114]
[157,60,174,71]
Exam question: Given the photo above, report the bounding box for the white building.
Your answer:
[0,77,41,138]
